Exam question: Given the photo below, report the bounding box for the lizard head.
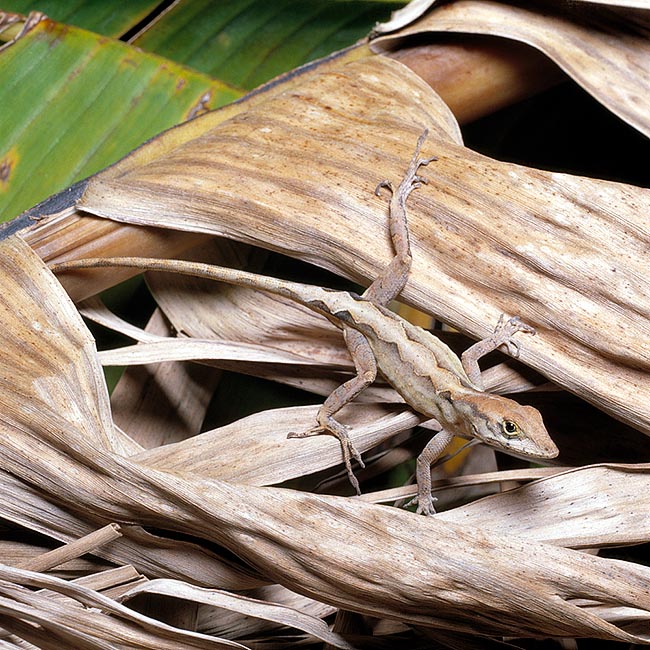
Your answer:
[451,392,559,460]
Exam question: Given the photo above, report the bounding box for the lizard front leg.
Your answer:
[405,429,455,515]
[288,328,377,495]
[461,315,536,389]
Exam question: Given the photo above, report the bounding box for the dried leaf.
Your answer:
[372,0,650,135]
[68,565,145,598]
[4,234,650,642]
[372,0,439,34]
[145,240,351,367]
[0,233,136,457]
[0,565,245,649]
[109,309,220,448]
[60,53,650,441]
[361,466,564,502]
[119,579,354,650]
[134,404,421,485]
[372,0,650,36]
[0,470,261,590]
[80,296,160,343]
[439,463,650,549]
[197,584,335,639]
[81,293,341,369]
[99,339,335,368]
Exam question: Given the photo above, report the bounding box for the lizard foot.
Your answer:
[288,418,365,495]
[491,314,536,357]
[375,129,437,200]
[404,492,438,516]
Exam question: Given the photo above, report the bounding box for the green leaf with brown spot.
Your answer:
[0,15,241,221]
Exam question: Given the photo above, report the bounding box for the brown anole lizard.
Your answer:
[51,131,558,515]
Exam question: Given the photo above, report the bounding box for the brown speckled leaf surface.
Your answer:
[58,54,650,440]
[3,232,650,643]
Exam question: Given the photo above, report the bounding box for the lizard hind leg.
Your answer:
[287,328,377,495]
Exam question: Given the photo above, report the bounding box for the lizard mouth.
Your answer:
[468,423,556,461]
[499,446,557,461]
[469,422,495,446]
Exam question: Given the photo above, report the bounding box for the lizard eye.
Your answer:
[501,419,521,438]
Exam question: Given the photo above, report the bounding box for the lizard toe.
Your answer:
[404,493,438,516]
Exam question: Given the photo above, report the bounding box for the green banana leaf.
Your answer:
[0,16,240,220]
[0,1,396,221]
[0,0,160,36]
[132,0,397,88]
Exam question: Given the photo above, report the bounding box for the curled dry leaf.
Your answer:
[134,404,421,485]
[106,308,222,449]
[372,0,439,34]
[372,0,650,136]
[375,0,650,32]
[439,463,650,549]
[4,235,650,641]
[118,579,354,650]
[53,53,650,442]
[0,565,245,649]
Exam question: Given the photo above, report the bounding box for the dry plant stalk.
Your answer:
[15,524,122,573]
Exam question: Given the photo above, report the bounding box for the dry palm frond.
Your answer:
[372,0,650,135]
[2,231,650,643]
[49,54,650,441]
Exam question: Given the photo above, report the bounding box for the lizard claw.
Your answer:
[492,315,536,358]
[288,419,365,495]
[375,180,393,196]
[404,492,438,516]
[413,156,437,176]
[287,424,323,440]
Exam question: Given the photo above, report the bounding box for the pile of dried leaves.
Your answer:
[0,1,649,648]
